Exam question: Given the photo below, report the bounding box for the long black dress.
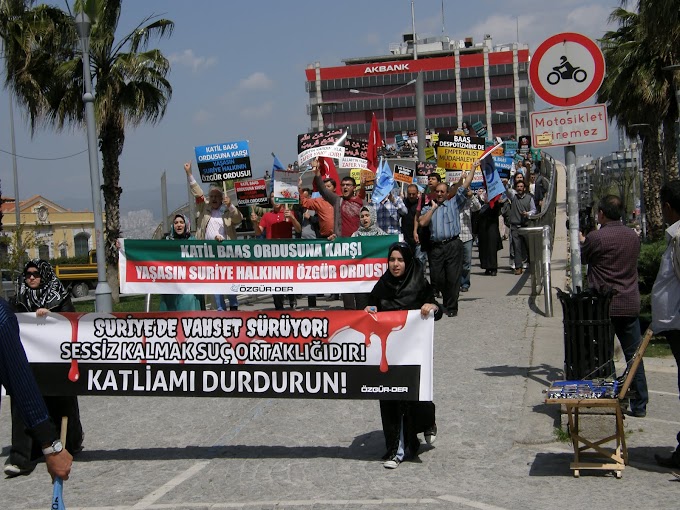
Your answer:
[367,243,442,460]
[7,260,84,473]
[477,201,503,271]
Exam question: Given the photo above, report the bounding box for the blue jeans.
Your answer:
[460,239,473,289]
[214,294,226,311]
[612,316,648,414]
[215,295,238,311]
[415,245,428,274]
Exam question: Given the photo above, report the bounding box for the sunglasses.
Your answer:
[24,271,41,279]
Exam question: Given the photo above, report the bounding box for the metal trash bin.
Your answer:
[556,288,616,380]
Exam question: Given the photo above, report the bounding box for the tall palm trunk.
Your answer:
[99,119,124,302]
[664,117,679,182]
[642,131,664,240]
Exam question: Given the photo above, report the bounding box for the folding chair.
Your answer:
[545,328,653,478]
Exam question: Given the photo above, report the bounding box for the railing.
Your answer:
[518,153,558,316]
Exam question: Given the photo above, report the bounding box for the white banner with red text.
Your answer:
[118,236,399,295]
[17,310,433,401]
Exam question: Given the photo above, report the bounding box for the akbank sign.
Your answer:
[364,63,410,74]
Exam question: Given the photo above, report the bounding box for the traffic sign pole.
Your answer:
[530,32,606,292]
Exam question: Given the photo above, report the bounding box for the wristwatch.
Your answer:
[42,439,64,456]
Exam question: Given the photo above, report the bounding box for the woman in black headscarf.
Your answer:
[161,214,201,311]
[4,259,83,477]
[365,241,442,469]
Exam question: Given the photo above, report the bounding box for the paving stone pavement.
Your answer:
[2,168,680,509]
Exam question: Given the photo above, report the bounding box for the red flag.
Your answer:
[366,113,382,173]
[313,156,341,194]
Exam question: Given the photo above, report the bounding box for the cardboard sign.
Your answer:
[350,169,375,192]
[393,164,415,184]
[436,135,485,171]
[194,141,252,183]
[234,179,268,207]
[341,138,368,169]
[272,169,299,204]
[297,128,347,164]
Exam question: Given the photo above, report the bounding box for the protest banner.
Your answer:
[504,141,518,157]
[272,169,299,204]
[118,236,399,295]
[445,168,484,190]
[234,179,268,207]
[297,128,347,165]
[194,141,252,182]
[492,156,514,179]
[341,138,368,169]
[436,135,485,171]
[350,169,375,192]
[472,121,487,138]
[18,310,434,401]
[393,164,414,185]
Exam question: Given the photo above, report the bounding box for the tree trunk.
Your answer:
[664,117,679,182]
[99,119,124,303]
[642,131,664,240]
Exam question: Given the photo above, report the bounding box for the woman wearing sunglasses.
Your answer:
[4,259,83,477]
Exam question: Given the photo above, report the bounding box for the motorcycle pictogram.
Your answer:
[546,56,587,85]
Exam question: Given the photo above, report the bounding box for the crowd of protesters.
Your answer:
[1,154,551,480]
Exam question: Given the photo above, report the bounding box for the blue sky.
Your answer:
[0,0,621,219]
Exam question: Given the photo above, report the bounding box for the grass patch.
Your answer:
[73,294,162,313]
[646,338,672,358]
[554,426,572,443]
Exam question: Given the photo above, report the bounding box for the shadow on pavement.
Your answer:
[65,430,441,463]
[475,363,563,387]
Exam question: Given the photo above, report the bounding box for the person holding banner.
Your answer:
[184,162,243,311]
[418,162,477,317]
[310,158,365,239]
[5,260,83,477]
[0,297,73,480]
[160,214,202,311]
[365,241,441,469]
[251,194,301,310]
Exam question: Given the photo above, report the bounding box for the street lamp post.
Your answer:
[495,110,523,138]
[75,13,112,312]
[349,79,416,144]
[630,123,650,241]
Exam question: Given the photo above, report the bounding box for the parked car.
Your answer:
[1,268,19,301]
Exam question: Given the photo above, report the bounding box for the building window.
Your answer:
[74,233,90,257]
[38,244,49,260]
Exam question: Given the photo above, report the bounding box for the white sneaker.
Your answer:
[383,457,401,469]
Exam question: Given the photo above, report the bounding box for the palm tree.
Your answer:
[598,2,678,239]
[0,0,173,299]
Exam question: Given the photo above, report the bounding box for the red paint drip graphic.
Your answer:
[65,313,86,382]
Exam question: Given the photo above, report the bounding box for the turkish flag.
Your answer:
[366,112,382,173]
[313,156,340,194]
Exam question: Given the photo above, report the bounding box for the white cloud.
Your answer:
[238,72,274,92]
[168,49,217,73]
[240,101,274,120]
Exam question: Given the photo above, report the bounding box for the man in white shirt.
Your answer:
[651,180,680,469]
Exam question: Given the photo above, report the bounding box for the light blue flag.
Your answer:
[371,159,395,205]
[271,153,285,193]
[52,477,66,510]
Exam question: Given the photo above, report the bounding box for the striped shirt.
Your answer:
[421,186,467,241]
[0,298,56,446]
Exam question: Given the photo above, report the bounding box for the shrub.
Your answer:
[638,239,666,295]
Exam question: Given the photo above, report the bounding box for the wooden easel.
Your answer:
[546,328,653,478]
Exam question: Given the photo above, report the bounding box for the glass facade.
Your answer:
[307,50,531,143]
